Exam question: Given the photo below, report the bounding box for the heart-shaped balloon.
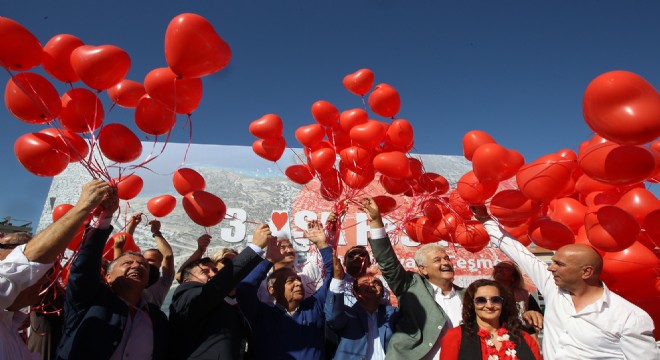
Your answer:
[295,124,325,147]
[350,120,387,149]
[516,153,574,203]
[472,143,524,182]
[5,72,61,124]
[107,80,146,108]
[14,132,70,176]
[373,151,409,179]
[173,168,206,195]
[147,195,177,218]
[249,114,283,139]
[339,108,368,133]
[583,71,660,145]
[340,162,374,190]
[144,67,202,114]
[368,84,400,118]
[285,164,315,185]
[165,13,231,78]
[98,124,142,163]
[339,146,373,170]
[456,171,499,204]
[39,128,89,163]
[585,205,640,252]
[462,130,496,161]
[578,137,655,186]
[134,95,177,136]
[309,147,336,174]
[311,100,339,126]
[342,68,374,96]
[59,88,105,133]
[42,34,84,82]
[252,137,286,162]
[182,190,227,227]
[385,119,414,151]
[70,45,131,90]
[112,174,144,200]
[0,17,42,71]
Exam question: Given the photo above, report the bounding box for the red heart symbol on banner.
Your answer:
[271,212,288,231]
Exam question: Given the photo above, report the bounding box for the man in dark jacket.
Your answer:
[57,186,170,360]
[168,224,272,359]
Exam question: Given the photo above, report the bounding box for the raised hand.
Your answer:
[358,198,384,228]
[470,204,491,222]
[77,180,113,213]
[113,234,127,249]
[332,250,345,279]
[149,220,162,234]
[252,224,273,249]
[197,234,212,251]
[304,220,328,249]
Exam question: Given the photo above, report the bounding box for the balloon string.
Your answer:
[182,115,194,165]
[225,213,260,225]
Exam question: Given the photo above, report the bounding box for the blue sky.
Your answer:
[2,1,660,226]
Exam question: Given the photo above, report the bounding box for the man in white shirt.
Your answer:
[472,205,660,360]
[1,180,115,360]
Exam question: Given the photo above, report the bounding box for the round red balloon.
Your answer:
[144,67,202,114]
[285,164,315,185]
[516,153,574,203]
[456,171,499,204]
[380,175,410,195]
[5,72,61,124]
[147,195,177,218]
[472,143,524,182]
[112,174,144,201]
[107,80,147,108]
[455,221,490,253]
[134,95,177,136]
[39,128,89,163]
[368,84,400,118]
[98,124,142,163]
[165,13,231,78]
[585,205,640,252]
[489,190,537,224]
[462,130,496,161]
[182,190,227,227]
[528,217,575,250]
[42,34,84,83]
[173,168,206,195]
[311,100,339,126]
[59,88,105,133]
[0,17,42,71]
[14,132,70,176]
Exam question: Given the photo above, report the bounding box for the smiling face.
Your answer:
[276,240,296,265]
[354,275,383,306]
[105,254,150,289]
[417,248,454,285]
[345,247,372,277]
[473,285,503,327]
[269,268,304,307]
[547,247,584,291]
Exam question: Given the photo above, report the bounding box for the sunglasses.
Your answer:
[474,296,504,306]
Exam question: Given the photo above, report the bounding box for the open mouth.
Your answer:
[440,266,454,272]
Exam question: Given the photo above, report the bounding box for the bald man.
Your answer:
[472,205,660,360]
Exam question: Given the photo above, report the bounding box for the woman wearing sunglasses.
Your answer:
[440,279,542,360]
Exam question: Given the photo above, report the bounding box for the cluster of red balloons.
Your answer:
[2,13,230,179]
[171,167,227,227]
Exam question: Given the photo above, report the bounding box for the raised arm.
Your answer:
[175,234,211,283]
[149,220,175,280]
[24,180,111,263]
[360,198,411,295]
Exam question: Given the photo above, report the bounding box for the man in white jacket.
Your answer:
[472,205,660,360]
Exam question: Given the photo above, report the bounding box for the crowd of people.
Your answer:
[1,180,659,359]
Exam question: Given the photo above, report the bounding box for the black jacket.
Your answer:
[168,246,263,359]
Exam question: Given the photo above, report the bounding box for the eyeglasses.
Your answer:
[474,296,504,306]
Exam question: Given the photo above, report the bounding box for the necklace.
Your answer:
[477,327,518,360]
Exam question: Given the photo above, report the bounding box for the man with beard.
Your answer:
[359,198,465,360]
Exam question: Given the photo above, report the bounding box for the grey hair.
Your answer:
[107,251,145,273]
[414,243,446,267]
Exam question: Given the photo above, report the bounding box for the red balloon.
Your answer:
[340,163,375,190]
[183,190,227,227]
[112,174,144,200]
[368,84,400,118]
[5,72,61,124]
[516,153,574,203]
[134,95,177,136]
[380,175,410,195]
[144,67,202,114]
[103,233,141,261]
[320,169,343,201]
[583,70,660,145]
[59,88,105,133]
[52,204,74,222]
[582,190,622,208]
[601,241,659,294]
[406,217,438,244]
[419,172,449,194]
[70,45,131,91]
[643,210,660,245]
[339,108,368,133]
[528,217,575,250]
[309,147,336,174]
[615,188,660,224]
[0,17,42,71]
[448,189,473,219]
[147,195,177,218]
[42,34,84,82]
[373,151,410,179]
[372,195,397,214]
[342,68,374,96]
[490,190,537,224]
[472,143,524,182]
[311,100,339,126]
[295,124,325,148]
[173,168,206,195]
[405,158,424,180]
[578,138,656,185]
[456,171,499,204]
[39,128,89,163]
[575,174,618,194]
[503,223,532,247]
[339,146,373,170]
[98,124,142,163]
[422,198,446,222]
[252,137,286,162]
[433,213,460,242]
[249,114,283,139]
[327,123,351,152]
[165,13,231,78]
[285,164,315,185]
[585,205,640,252]
[455,221,489,253]
[107,80,147,108]
[350,120,387,149]
[548,197,587,233]
[385,119,414,150]
[405,217,421,242]
[14,133,70,176]
[462,130,496,161]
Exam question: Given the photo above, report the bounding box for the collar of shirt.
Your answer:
[430,283,456,298]
[559,282,610,316]
[275,303,299,316]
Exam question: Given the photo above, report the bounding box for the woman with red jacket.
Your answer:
[440,279,542,360]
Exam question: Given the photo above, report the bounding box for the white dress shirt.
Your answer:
[1,245,52,360]
[483,220,660,360]
[109,299,154,360]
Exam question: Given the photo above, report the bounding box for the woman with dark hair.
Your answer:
[492,261,543,336]
[440,279,542,360]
